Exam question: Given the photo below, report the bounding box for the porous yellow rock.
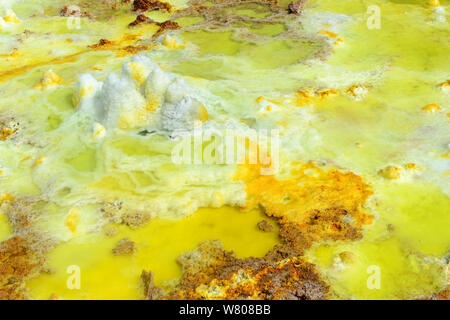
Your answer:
[0,128,15,140]
[32,155,47,168]
[405,163,422,172]
[198,104,209,122]
[0,193,15,205]
[65,208,79,234]
[333,250,358,271]
[237,162,373,247]
[3,9,20,23]
[35,70,62,88]
[317,89,339,99]
[292,90,313,106]
[338,251,357,264]
[422,104,441,112]
[379,165,402,179]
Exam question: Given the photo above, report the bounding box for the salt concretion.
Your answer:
[74,55,210,132]
[3,9,20,23]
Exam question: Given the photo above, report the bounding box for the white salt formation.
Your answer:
[73,55,209,133]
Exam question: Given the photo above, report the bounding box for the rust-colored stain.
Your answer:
[237,161,373,248]
[0,236,45,300]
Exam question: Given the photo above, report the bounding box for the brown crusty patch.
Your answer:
[0,236,47,300]
[287,1,307,14]
[132,0,173,12]
[238,162,373,251]
[121,45,151,55]
[88,38,115,49]
[60,6,91,18]
[140,270,163,300]
[419,285,450,300]
[169,0,331,60]
[257,219,273,232]
[0,198,55,300]
[128,14,155,27]
[153,20,181,38]
[100,202,151,228]
[0,118,19,141]
[121,211,151,228]
[112,238,137,256]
